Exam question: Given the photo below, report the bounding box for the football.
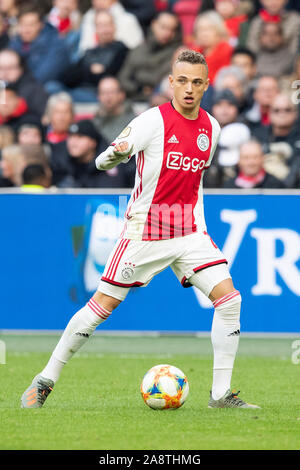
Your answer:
[140,364,189,410]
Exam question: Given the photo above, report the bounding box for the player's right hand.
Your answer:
[113,141,133,157]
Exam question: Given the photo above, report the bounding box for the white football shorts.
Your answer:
[97,230,231,301]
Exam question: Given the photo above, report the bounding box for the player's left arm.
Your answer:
[204,117,221,169]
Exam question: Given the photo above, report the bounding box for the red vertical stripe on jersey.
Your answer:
[125,151,144,220]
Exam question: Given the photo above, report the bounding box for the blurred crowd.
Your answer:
[0,0,300,191]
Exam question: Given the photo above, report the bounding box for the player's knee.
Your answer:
[208,278,235,303]
[92,291,121,312]
[213,290,241,314]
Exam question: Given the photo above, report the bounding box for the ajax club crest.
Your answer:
[121,262,135,280]
[197,130,210,152]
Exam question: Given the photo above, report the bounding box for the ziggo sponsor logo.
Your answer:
[166,152,207,172]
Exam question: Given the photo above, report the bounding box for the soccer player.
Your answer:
[21,50,260,409]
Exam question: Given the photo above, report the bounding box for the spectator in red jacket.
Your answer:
[214,0,248,46]
[191,10,233,84]
[0,84,37,131]
[48,0,81,36]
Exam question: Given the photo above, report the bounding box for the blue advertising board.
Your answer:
[0,190,299,333]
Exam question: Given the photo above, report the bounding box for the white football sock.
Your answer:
[40,298,111,383]
[211,291,241,400]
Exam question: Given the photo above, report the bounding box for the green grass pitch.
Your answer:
[0,334,299,450]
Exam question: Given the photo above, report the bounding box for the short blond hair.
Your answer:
[173,49,209,76]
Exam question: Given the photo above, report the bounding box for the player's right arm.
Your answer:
[95,108,158,171]
[95,141,134,170]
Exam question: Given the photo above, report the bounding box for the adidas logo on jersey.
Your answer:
[168,135,179,143]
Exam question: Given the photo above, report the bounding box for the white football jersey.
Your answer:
[105,102,221,240]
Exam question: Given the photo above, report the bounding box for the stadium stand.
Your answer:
[0,0,299,189]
